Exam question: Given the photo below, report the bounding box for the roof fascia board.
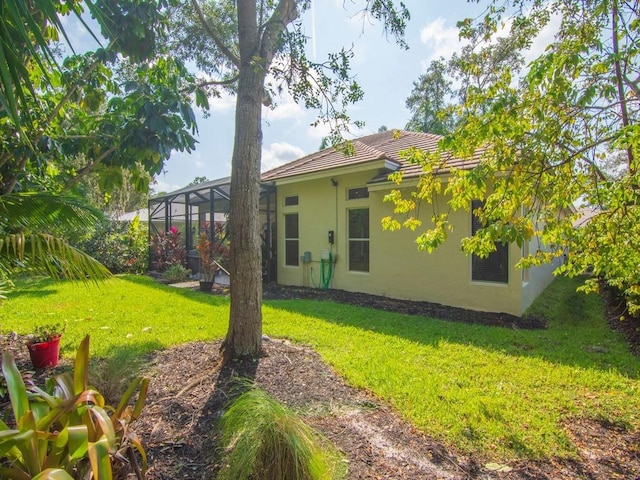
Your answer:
[267,160,394,186]
[367,178,419,192]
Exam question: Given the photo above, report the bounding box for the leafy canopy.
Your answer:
[386,0,640,311]
[0,0,207,283]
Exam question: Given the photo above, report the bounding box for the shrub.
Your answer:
[161,264,191,283]
[76,216,148,274]
[217,385,347,480]
[150,226,186,271]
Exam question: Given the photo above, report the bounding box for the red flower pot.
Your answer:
[27,336,61,369]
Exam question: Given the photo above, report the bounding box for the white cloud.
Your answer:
[306,122,332,141]
[263,91,304,121]
[419,18,464,63]
[152,178,182,194]
[208,91,236,112]
[261,142,305,172]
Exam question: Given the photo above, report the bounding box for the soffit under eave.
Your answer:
[265,159,398,186]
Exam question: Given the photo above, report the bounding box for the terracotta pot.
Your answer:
[199,281,214,293]
[27,336,61,369]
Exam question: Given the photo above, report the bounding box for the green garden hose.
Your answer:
[320,251,333,289]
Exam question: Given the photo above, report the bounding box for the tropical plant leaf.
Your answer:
[0,232,111,282]
[73,335,90,395]
[87,435,113,480]
[0,192,105,232]
[1,352,29,422]
[114,376,148,420]
[33,468,75,480]
[0,465,33,480]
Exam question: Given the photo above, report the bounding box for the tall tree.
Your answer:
[165,1,410,359]
[386,0,640,312]
[405,23,525,135]
[405,59,454,134]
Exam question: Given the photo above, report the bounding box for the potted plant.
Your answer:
[196,224,230,293]
[196,231,219,293]
[25,321,66,368]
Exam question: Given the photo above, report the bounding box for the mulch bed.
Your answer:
[1,283,639,479]
[263,284,547,329]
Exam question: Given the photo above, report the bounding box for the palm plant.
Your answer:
[0,192,111,283]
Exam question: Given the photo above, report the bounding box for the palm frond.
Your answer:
[0,232,111,282]
[0,0,62,133]
[0,192,106,232]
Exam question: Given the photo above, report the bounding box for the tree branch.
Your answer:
[62,145,118,192]
[611,0,634,173]
[196,76,239,89]
[259,0,299,66]
[190,0,240,68]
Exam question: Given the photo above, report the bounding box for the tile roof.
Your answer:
[261,130,483,184]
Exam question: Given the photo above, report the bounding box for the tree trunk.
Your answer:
[222,0,265,359]
[221,0,299,360]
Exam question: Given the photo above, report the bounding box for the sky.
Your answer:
[64,1,556,194]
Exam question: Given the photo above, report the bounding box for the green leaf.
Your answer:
[1,351,29,422]
[33,468,75,480]
[73,336,90,395]
[66,425,89,461]
[114,376,148,420]
[87,436,113,480]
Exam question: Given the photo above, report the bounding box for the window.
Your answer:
[348,187,369,200]
[348,208,369,272]
[284,195,299,206]
[284,213,299,266]
[471,200,508,283]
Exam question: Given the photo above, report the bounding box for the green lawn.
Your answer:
[2,275,638,460]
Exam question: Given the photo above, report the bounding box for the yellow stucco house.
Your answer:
[261,129,562,317]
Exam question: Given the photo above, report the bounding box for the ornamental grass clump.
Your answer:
[217,386,346,480]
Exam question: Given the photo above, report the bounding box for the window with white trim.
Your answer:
[284,213,299,266]
[348,208,369,272]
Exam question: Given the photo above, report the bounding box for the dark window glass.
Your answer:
[284,195,299,206]
[471,200,508,283]
[284,213,299,266]
[348,208,369,239]
[349,241,369,272]
[348,187,369,200]
[348,209,369,272]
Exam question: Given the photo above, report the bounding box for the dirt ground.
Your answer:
[1,284,639,479]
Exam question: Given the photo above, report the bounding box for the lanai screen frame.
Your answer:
[148,177,277,281]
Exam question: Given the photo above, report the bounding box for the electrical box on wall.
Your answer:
[301,251,311,263]
[328,230,334,244]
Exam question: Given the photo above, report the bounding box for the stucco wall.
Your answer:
[275,170,533,316]
[520,238,563,313]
